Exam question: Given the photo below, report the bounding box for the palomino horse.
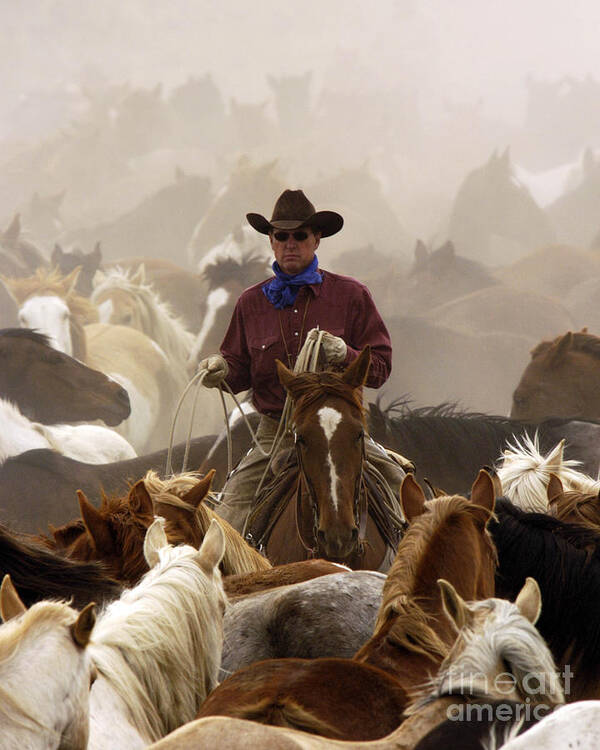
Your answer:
[5,267,185,452]
[0,575,96,750]
[547,474,600,533]
[91,264,195,383]
[0,396,136,464]
[46,469,270,586]
[511,330,600,421]
[195,471,497,741]
[246,348,404,570]
[148,578,559,750]
[0,327,130,426]
[87,519,227,749]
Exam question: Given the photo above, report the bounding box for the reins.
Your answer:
[165,328,327,477]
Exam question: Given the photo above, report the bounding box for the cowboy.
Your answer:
[198,189,410,533]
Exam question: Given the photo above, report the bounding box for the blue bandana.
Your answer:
[262,255,322,309]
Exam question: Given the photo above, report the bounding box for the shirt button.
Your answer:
[293,309,298,313]
[261,344,265,349]
[294,332,299,336]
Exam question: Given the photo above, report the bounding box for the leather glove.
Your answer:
[321,332,347,364]
[198,354,229,388]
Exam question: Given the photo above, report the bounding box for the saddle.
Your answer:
[245,447,406,558]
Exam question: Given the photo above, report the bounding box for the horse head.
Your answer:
[277,347,371,560]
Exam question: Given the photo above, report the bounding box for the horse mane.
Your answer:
[492,498,600,691]
[531,331,600,360]
[6,267,98,323]
[199,249,270,290]
[0,327,51,347]
[410,596,563,709]
[143,470,272,574]
[0,523,121,609]
[292,372,365,424]
[552,489,600,531]
[375,496,497,658]
[89,541,225,742]
[497,434,597,513]
[91,267,195,367]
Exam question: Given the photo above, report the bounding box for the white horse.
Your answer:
[0,397,137,463]
[498,700,600,749]
[91,265,194,389]
[0,574,96,750]
[87,517,226,749]
[497,433,600,513]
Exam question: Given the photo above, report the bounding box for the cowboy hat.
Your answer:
[246,189,343,238]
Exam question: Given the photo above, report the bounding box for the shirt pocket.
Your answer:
[248,334,282,378]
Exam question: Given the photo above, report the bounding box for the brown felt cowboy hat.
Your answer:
[246,189,344,238]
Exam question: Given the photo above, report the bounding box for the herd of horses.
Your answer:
[4,194,600,745]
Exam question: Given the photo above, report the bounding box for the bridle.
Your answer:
[293,425,369,560]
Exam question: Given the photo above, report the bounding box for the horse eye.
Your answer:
[295,434,305,446]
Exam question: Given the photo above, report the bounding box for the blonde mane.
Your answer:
[498,434,600,513]
[6,266,98,323]
[89,540,226,743]
[91,267,195,371]
[143,469,272,575]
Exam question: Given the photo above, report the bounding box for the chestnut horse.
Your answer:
[511,330,600,421]
[195,471,497,741]
[247,348,404,570]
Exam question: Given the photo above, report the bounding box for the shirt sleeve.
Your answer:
[219,299,252,393]
[343,285,392,388]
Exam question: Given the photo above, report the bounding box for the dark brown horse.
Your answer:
[511,330,600,421]
[0,327,130,425]
[195,471,497,741]
[248,348,402,570]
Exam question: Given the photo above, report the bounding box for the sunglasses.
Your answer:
[272,230,309,242]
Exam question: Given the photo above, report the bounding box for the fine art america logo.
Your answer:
[445,665,572,722]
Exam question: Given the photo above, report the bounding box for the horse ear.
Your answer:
[3,214,20,244]
[482,465,503,498]
[547,473,564,506]
[61,265,82,295]
[0,575,26,622]
[71,602,96,648]
[414,239,428,267]
[469,469,496,525]
[276,359,299,396]
[341,347,371,389]
[181,469,216,508]
[437,240,455,262]
[438,578,467,631]
[131,263,146,285]
[127,480,154,515]
[399,473,427,522]
[51,243,64,265]
[143,517,168,568]
[546,332,573,366]
[196,518,226,575]
[515,577,542,625]
[91,241,102,262]
[77,490,114,554]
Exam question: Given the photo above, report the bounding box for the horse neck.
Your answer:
[88,554,225,742]
[0,398,49,462]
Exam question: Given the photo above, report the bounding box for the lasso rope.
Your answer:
[165,328,327,476]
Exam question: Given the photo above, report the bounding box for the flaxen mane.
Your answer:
[91,267,195,370]
[143,470,271,574]
[5,267,98,323]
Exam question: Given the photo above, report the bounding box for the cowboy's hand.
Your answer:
[198,354,229,387]
[321,332,347,363]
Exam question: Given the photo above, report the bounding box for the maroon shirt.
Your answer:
[220,269,392,416]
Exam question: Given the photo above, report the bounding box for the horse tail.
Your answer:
[225,697,343,737]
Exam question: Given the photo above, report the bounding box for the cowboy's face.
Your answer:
[270,227,321,275]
